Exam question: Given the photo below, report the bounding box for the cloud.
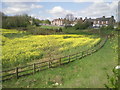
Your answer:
[2,0,43,2]
[3,3,43,15]
[73,0,119,2]
[75,1,118,19]
[2,1,119,20]
[48,6,74,18]
[31,4,43,8]
[74,0,104,2]
[2,0,118,2]
[47,1,118,20]
[30,13,53,20]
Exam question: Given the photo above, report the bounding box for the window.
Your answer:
[102,21,104,24]
[94,21,96,24]
[106,21,108,24]
[98,21,100,24]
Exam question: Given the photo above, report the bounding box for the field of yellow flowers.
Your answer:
[1,29,101,69]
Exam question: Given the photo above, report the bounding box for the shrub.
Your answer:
[74,21,92,30]
[104,68,119,89]
[100,25,114,31]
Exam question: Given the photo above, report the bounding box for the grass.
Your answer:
[1,29,100,69]
[40,25,63,29]
[2,35,117,88]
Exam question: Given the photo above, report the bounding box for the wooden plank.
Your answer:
[19,64,33,69]
[2,68,15,73]
[2,73,16,78]
[18,68,33,73]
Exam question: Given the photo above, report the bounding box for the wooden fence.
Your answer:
[0,36,108,82]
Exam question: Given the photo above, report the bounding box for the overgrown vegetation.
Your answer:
[40,25,63,29]
[1,29,100,69]
[2,36,117,88]
[104,30,119,89]
[1,12,51,29]
[2,13,30,29]
[74,21,93,30]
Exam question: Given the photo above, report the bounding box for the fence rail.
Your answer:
[1,36,108,82]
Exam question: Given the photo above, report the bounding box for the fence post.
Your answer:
[59,58,61,65]
[81,51,83,57]
[33,63,36,74]
[76,53,77,60]
[87,49,89,55]
[48,60,51,68]
[92,49,94,52]
[16,67,18,79]
[68,55,70,63]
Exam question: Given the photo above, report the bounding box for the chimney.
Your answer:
[111,16,114,19]
[75,17,77,20]
[80,17,82,20]
[103,16,105,18]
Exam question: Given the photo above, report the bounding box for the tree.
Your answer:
[42,19,51,24]
[74,21,93,30]
[2,13,31,29]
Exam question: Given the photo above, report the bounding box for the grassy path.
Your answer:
[3,38,117,88]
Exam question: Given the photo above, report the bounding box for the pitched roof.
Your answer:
[96,18,111,21]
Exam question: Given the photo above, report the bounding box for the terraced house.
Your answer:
[51,16,115,28]
[51,18,65,26]
[91,16,115,28]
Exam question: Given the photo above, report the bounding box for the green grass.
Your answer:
[62,27,100,35]
[40,25,63,29]
[2,36,117,88]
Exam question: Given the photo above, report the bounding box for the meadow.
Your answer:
[2,32,117,88]
[1,29,100,69]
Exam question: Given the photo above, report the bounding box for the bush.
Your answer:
[100,25,114,30]
[74,21,92,30]
[2,14,31,29]
[104,68,119,89]
[26,26,57,35]
[28,28,48,35]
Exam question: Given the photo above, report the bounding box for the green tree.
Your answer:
[42,19,51,24]
[2,13,31,29]
[74,21,92,30]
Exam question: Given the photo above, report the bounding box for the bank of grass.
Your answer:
[2,36,117,88]
[40,25,63,29]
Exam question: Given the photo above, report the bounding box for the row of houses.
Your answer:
[51,16,115,28]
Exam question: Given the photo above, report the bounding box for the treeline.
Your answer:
[1,12,51,29]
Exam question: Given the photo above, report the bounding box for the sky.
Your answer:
[1,0,120,21]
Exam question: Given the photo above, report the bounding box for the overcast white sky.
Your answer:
[1,0,119,21]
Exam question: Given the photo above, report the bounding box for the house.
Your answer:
[51,17,84,26]
[51,18,65,26]
[85,16,115,28]
[74,17,83,25]
[51,15,115,28]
